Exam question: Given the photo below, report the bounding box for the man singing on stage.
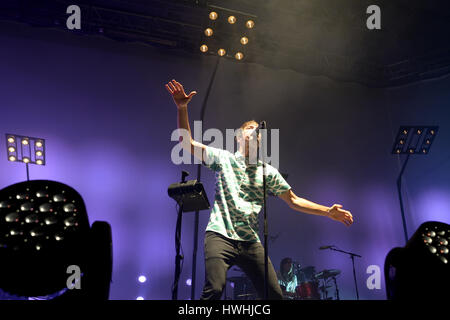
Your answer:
[165,79,354,300]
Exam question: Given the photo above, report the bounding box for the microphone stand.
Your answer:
[329,247,361,300]
[259,121,269,300]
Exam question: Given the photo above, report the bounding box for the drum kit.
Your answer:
[308,268,341,300]
[285,264,341,300]
[226,266,342,300]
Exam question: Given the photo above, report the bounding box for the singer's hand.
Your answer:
[327,204,353,227]
[165,79,197,108]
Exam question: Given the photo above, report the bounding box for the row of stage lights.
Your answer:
[200,11,255,61]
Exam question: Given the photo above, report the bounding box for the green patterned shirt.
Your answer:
[203,145,291,242]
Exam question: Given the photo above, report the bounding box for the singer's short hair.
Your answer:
[236,120,258,140]
[240,120,258,130]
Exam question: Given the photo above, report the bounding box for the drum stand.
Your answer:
[320,279,328,300]
[331,276,340,300]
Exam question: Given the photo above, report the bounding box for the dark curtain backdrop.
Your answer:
[0,20,449,299]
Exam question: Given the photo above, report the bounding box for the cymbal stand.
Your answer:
[331,276,340,300]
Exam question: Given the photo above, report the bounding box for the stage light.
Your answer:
[0,178,102,301]
[204,28,213,37]
[246,20,255,29]
[423,236,432,244]
[385,221,450,299]
[240,36,248,45]
[186,278,192,286]
[426,231,436,237]
[5,134,46,180]
[209,11,218,20]
[138,275,147,283]
[391,126,439,243]
[200,8,256,63]
[136,296,144,300]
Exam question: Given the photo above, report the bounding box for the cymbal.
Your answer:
[314,269,341,279]
[299,266,316,272]
[226,276,248,283]
[319,285,332,290]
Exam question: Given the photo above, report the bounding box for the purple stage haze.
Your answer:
[0,20,449,300]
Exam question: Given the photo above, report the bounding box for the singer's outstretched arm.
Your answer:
[278,189,353,227]
[165,79,206,162]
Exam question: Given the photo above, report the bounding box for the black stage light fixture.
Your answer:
[199,5,257,61]
[391,126,439,244]
[5,134,46,181]
[385,221,450,300]
[0,180,112,300]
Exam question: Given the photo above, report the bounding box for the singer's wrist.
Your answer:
[176,104,188,110]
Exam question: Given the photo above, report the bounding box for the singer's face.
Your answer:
[238,123,260,145]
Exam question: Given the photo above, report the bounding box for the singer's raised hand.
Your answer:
[165,79,197,108]
[327,204,353,227]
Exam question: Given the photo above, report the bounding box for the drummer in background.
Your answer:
[277,257,298,299]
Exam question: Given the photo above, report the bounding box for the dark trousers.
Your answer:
[200,231,283,300]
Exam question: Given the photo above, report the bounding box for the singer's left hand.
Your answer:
[327,204,353,227]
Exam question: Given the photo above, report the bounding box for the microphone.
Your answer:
[319,245,335,250]
[258,120,266,136]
